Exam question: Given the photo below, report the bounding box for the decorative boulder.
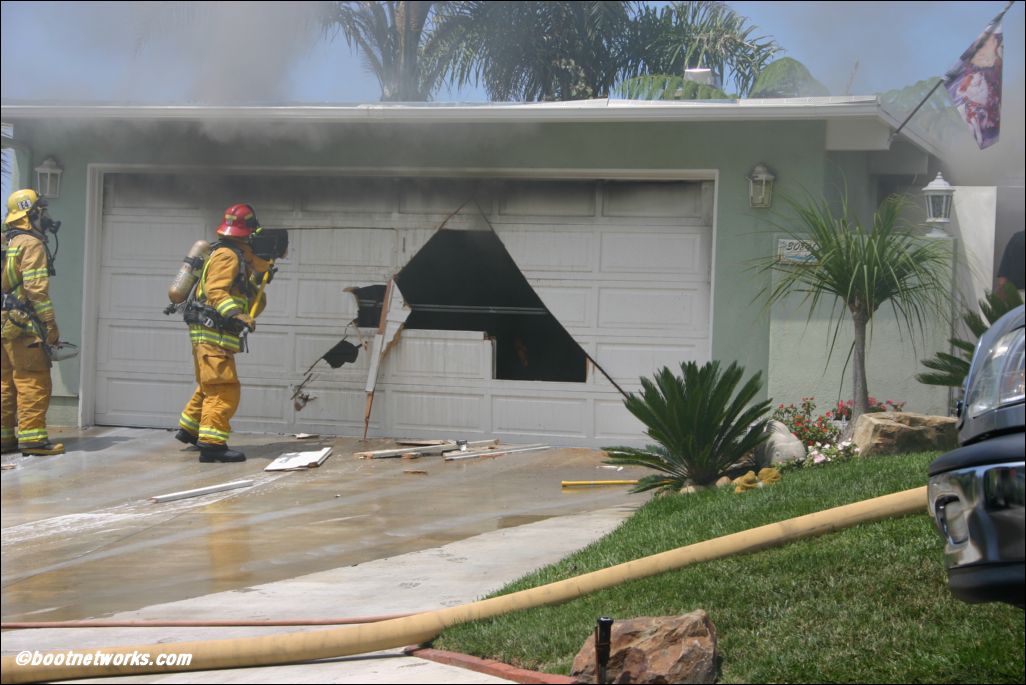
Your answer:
[756,420,807,465]
[571,612,717,684]
[852,412,957,457]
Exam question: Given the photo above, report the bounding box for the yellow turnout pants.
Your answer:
[1,334,53,446]
[179,342,240,446]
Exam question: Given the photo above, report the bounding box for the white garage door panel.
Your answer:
[96,322,190,373]
[97,377,195,422]
[598,287,706,330]
[499,182,596,217]
[100,272,180,320]
[294,278,361,321]
[294,332,371,381]
[391,391,485,433]
[95,174,713,446]
[594,400,646,441]
[602,181,704,218]
[389,336,492,380]
[497,230,593,272]
[234,383,292,425]
[492,396,588,438]
[532,286,591,327]
[297,228,397,268]
[600,232,706,275]
[234,331,293,378]
[594,342,703,385]
[103,218,208,264]
[286,386,372,429]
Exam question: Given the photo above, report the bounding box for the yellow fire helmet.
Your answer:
[5,188,42,225]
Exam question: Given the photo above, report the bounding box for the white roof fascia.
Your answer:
[0,96,940,155]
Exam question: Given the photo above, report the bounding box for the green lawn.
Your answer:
[434,452,1025,683]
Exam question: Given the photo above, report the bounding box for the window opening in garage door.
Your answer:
[352,229,588,382]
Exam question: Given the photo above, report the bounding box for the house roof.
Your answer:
[0,96,940,156]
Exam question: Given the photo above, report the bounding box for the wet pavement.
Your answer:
[2,426,649,625]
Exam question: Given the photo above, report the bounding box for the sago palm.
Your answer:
[604,361,772,493]
[759,193,952,426]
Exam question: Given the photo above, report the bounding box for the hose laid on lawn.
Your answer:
[1,486,927,684]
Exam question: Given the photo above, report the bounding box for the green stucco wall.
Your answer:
[12,115,929,427]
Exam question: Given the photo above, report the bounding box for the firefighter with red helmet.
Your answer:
[1,189,64,456]
[174,204,273,463]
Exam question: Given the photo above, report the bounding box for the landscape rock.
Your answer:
[571,611,717,684]
[852,412,957,457]
[756,420,807,465]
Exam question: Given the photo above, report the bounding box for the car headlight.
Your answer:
[966,327,1025,417]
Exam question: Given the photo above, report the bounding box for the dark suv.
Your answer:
[927,304,1024,608]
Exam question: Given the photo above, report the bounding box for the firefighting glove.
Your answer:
[44,321,60,346]
[233,313,256,333]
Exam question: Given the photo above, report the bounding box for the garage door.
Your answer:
[95,173,712,447]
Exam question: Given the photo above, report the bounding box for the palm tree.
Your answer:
[619,1,779,99]
[604,361,772,492]
[759,193,952,426]
[322,1,445,101]
[430,1,636,101]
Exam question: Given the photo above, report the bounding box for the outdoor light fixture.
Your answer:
[34,157,63,199]
[922,172,955,238]
[747,163,775,209]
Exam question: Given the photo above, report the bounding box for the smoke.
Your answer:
[1,1,330,105]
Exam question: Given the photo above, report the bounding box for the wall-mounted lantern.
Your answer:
[34,157,63,199]
[747,163,775,209]
[922,172,955,238]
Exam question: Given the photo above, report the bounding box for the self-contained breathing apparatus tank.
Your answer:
[167,240,211,306]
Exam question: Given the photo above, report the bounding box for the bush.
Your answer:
[833,397,905,422]
[604,361,772,492]
[772,397,839,446]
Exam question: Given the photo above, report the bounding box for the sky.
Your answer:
[0,1,1022,104]
[2,0,1024,201]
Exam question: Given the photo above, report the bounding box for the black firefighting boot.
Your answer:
[21,441,65,456]
[174,428,198,445]
[197,441,246,463]
[1,440,18,455]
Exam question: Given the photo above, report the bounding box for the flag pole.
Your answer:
[888,0,1014,144]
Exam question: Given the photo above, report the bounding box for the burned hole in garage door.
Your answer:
[355,229,587,382]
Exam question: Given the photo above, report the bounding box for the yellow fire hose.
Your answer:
[0,486,927,683]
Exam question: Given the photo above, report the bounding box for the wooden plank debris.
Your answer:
[355,439,498,460]
[151,480,254,503]
[443,444,550,462]
[265,447,333,471]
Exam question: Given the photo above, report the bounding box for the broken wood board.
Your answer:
[396,439,450,446]
[265,447,333,471]
[356,439,497,459]
[151,480,254,503]
[443,444,550,462]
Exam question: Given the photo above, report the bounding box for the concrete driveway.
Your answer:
[2,426,650,682]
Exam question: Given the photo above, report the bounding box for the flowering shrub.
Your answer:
[832,397,906,421]
[772,397,840,447]
[803,440,860,467]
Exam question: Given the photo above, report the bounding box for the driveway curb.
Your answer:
[406,646,577,684]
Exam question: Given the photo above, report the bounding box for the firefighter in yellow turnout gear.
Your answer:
[1,189,64,456]
[175,204,272,463]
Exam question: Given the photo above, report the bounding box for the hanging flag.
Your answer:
[942,9,1007,149]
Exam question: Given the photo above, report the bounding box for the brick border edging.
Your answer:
[405,646,577,684]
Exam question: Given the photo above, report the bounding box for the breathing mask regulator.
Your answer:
[31,198,62,276]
